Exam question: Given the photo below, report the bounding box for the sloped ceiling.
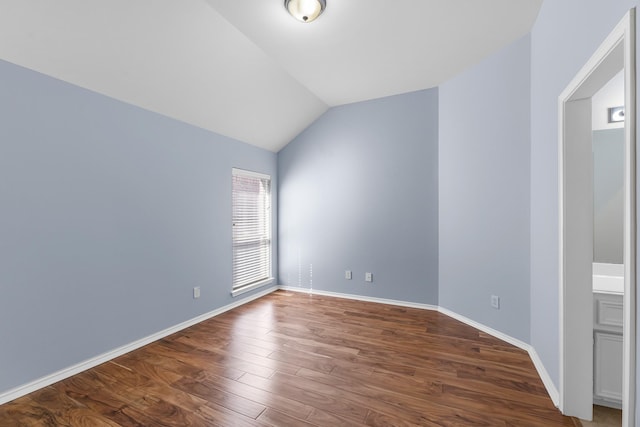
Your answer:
[0,0,542,152]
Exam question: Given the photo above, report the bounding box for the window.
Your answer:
[231,168,273,296]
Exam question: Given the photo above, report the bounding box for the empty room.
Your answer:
[0,1,638,426]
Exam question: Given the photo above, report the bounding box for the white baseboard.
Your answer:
[279,286,439,311]
[281,286,559,407]
[0,286,278,406]
[528,346,560,407]
[437,306,530,350]
[0,285,560,411]
[438,306,559,407]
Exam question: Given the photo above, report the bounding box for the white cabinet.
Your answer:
[593,292,623,409]
[594,331,623,404]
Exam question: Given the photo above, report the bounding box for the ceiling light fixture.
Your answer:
[284,0,326,23]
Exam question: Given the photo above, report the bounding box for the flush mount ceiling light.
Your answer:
[284,0,326,23]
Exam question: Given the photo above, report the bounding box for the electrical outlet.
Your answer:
[345,270,352,280]
[193,287,201,299]
[365,272,373,282]
[491,295,500,309]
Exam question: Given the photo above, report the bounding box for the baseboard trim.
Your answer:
[437,306,530,350]
[0,285,560,411]
[0,286,278,406]
[281,286,560,407]
[438,306,559,407]
[279,286,439,311]
[529,346,561,407]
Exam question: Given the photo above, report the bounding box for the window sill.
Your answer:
[231,278,275,297]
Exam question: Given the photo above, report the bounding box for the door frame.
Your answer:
[558,9,636,425]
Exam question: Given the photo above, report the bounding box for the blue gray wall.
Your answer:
[278,89,439,304]
[439,35,532,343]
[530,0,637,392]
[593,129,625,264]
[0,59,278,394]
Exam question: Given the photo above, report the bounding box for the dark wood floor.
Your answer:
[0,290,576,426]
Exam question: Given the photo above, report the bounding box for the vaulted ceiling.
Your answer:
[0,0,542,152]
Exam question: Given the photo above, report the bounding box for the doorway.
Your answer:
[559,9,636,426]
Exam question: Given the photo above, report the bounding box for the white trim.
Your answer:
[439,306,559,407]
[557,64,566,417]
[0,286,278,406]
[0,285,562,412]
[281,286,560,407]
[557,9,629,103]
[558,9,636,424]
[279,286,439,311]
[231,277,275,297]
[438,307,529,350]
[529,346,561,407]
[621,11,637,427]
[232,167,270,180]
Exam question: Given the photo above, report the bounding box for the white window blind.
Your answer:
[232,168,272,295]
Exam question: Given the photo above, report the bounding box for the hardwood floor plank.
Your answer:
[305,407,368,427]
[171,377,266,419]
[127,393,211,427]
[257,408,318,427]
[150,339,277,379]
[57,408,123,427]
[268,348,338,374]
[439,383,574,426]
[113,357,194,387]
[364,409,440,427]
[238,372,370,424]
[194,402,266,427]
[199,371,314,420]
[0,396,61,427]
[292,366,499,426]
[0,290,575,426]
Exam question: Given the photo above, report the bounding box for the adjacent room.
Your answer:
[0,0,638,425]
